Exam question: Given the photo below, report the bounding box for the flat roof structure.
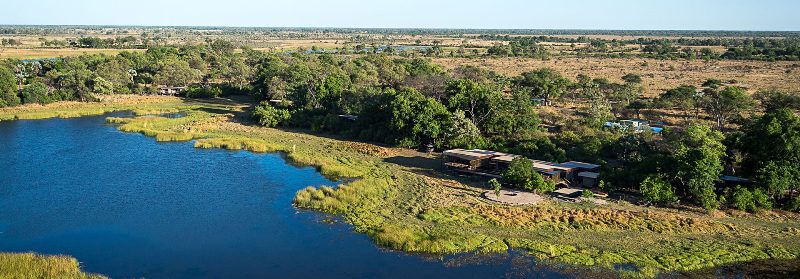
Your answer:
[491,154,521,163]
[559,161,601,170]
[442,149,498,161]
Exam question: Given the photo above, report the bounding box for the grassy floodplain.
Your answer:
[1,96,798,278]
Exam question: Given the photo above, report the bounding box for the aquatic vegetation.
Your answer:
[194,137,281,153]
[0,253,105,279]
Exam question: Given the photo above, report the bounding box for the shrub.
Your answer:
[20,81,53,105]
[732,186,756,212]
[640,175,678,205]
[789,196,800,212]
[185,86,221,98]
[489,178,502,198]
[502,157,535,187]
[502,157,554,193]
[752,188,772,210]
[252,102,291,127]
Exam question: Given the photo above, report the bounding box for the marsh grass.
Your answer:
[4,96,798,278]
[0,253,105,279]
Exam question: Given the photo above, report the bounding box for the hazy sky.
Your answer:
[4,0,798,30]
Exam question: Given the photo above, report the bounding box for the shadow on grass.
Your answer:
[680,258,800,279]
[383,155,494,190]
[384,156,442,170]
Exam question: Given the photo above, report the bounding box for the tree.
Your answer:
[153,58,201,87]
[755,162,797,200]
[443,110,485,149]
[388,88,450,147]
[20,80,50,104]
[626,100,648,119]
[444,79,501,128]
[96,57,133,93]
[739,109,800,203]
[45,58,94,101]
[225,55,254,91]
[671,125,726,211]
[584,92,614,127]
[640,175,678,205]
[502,157,553,193]
[0,67,20,107]
[512,68,569,103]
[701,86,754,130]
[252,102,291,127]
[622,73,643,84]
[754,90,800,113]
[659,85,698,120]
[92,77,113,94]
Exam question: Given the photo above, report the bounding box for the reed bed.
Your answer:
[0,253,105,279]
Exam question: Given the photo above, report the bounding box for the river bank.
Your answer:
[1,96,798,278]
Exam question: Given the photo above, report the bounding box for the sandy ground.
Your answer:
[483,190,544,205]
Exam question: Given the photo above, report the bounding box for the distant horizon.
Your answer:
[1,24,797,33]
[4,0,799,31]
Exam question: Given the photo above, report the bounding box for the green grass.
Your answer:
[2,95,798,278]
[0,253,105,279]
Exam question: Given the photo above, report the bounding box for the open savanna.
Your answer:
[434,56,800,97]
[0,47,144,60]
[1,95,798,278]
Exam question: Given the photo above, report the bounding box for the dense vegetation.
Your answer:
[480,35,800,61]
[2,37,799,212]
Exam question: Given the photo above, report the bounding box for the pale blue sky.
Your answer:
[3,0,798,30]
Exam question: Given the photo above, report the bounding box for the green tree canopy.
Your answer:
[502,157,553,193]
[0,66,20,107]
[670,125,726,211]
[512,68,569,103]
[701,86,754,130]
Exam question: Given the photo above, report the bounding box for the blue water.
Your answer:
[0,115,583,278]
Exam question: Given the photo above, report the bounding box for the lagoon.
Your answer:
[0,115,580,278]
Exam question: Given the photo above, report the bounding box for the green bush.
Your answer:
[21,81,53,105]
[732,186,756,212]
[502,157,554,193]
[252,102,291,127]
[640,175,678,205]
[185,86,221,98]
[752,188,772,210]
[789,196,800,212]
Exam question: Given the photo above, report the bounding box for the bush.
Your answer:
[252,102,291,127]
[640,175,678,205]
[502,157,554,193]
[185,86,221,98]
[752,188,772,210]
[20,81,53,105]
[732,186,756,212]
[789,196,800,212]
